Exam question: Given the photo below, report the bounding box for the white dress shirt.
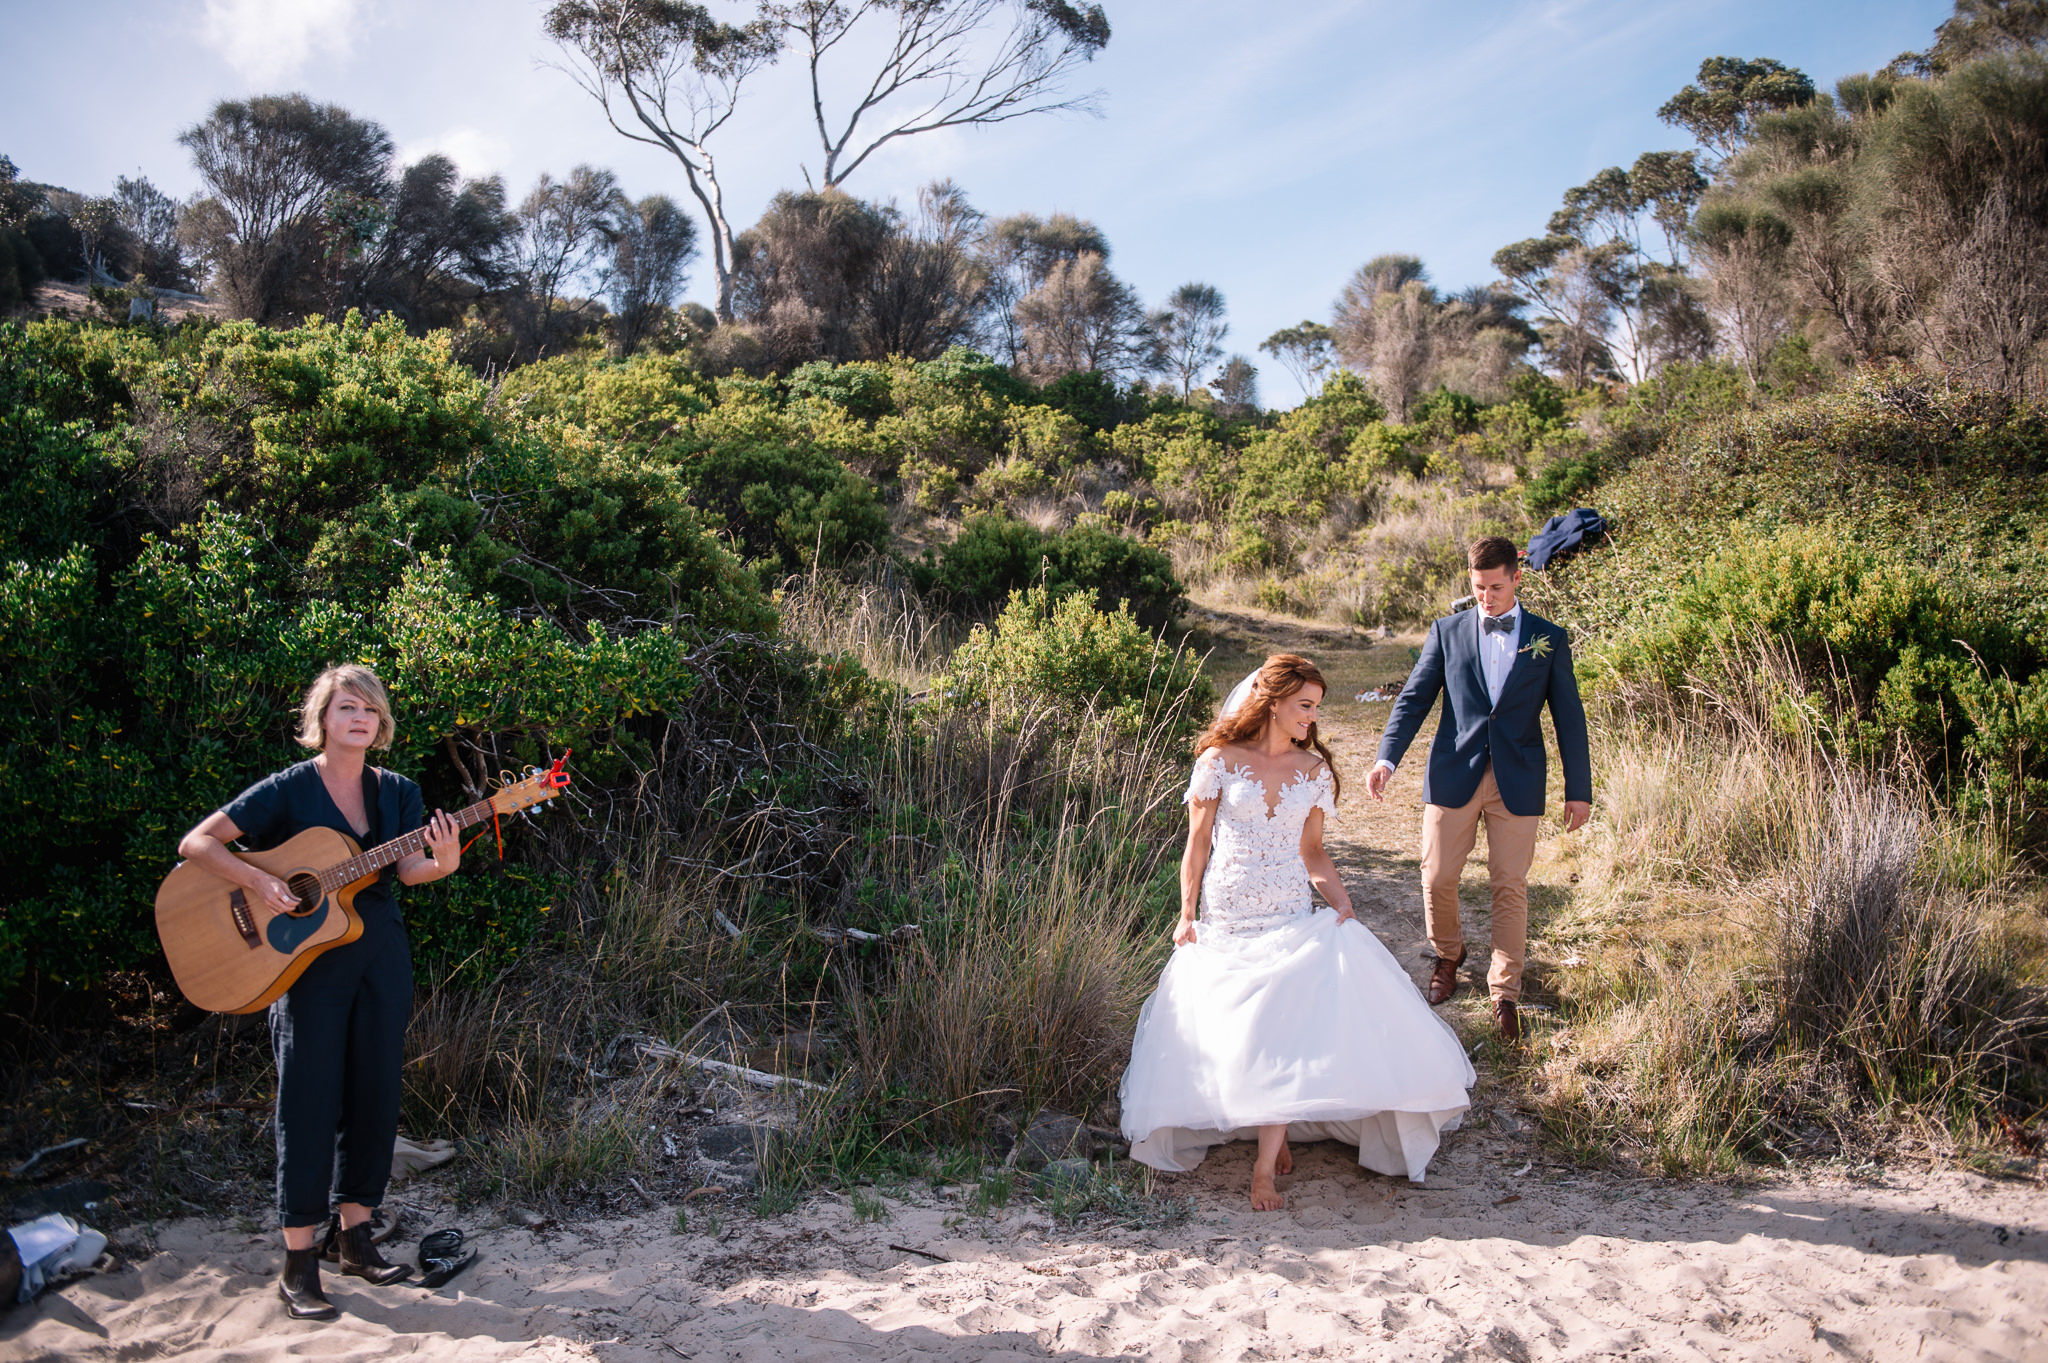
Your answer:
[1373,602,1521,777]
[1478,602,1522,707]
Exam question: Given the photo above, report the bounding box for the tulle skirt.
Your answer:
[1120,909,1475,1183]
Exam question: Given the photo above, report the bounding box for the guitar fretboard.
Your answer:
[316,795,500,892]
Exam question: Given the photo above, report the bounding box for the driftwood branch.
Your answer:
[9,1137,87,1178]
[810,923,920,947]
[637,1042,829,1093]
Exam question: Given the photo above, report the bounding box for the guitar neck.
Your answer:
[317,796,499,892]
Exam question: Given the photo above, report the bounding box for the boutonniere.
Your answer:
[1519,634,1554,661]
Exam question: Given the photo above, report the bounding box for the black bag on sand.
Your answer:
[417,1228,477,1290]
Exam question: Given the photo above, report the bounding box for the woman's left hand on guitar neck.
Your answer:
[397,810,462,886]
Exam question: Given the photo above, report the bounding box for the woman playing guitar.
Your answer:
[176,664,461,1321]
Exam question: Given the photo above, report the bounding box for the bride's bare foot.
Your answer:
[1275,1142,1292,1176]
[1250,1166,1285,1211]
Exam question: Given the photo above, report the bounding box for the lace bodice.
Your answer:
[1184,750,1338,938]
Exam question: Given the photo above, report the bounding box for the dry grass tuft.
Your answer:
[1524,657,2048,1173]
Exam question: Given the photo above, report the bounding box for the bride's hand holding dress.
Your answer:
[1120,744,1476,1188]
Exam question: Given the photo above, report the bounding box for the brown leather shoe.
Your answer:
[278,1246,338,1321]
[1426,947,1468,1006]
[332,1221,412,1285]
[1494,997,1522,1043]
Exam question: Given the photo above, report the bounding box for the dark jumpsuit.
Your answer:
[221,761,422,1229]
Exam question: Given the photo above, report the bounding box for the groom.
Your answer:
[1366,536,1591,1041]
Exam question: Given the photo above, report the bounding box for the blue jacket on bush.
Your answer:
[1375,607,1592,816]
[1525,507,1608,571]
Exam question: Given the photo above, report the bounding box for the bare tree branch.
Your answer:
[766,0,1111,189]
[544,0,781,320]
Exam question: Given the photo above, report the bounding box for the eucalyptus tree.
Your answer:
[730,187,893,365]
[323,155,517,331]
[1259,320,1335,399]
[114,175,193,289]
[1863,51,2048,394]
[1013,250,1160,381]
[1153,281,1227,398]
[545,0,781,321]
[1658,56,1817,169]
[510,165,625,357]
[178,94,394,322]
[604,193,699,354]
[975,209,1109,363]
[1545,153,1709,381]
[857,179,988,361]
[0,155,42,230]
[1330,254,1435,417]
[1210,354,1257,413]
[765,0,1111,189]
[1892,0,2048,76]
[1491,236,1621,389]
[1718,82,1892,365]
[1690,197,1794,384]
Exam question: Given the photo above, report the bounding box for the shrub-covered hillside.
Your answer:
[1542,369,2048,839]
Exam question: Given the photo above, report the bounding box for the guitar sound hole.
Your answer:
[286,873,323,916]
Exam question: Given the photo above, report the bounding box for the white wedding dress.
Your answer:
[1120,751,1475,1182]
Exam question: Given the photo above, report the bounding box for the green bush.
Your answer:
[1036,369,1133,432]
[1563,369,2048,841]
[0,226,44,310]
[936,584,1211,738]
[1111,410,1235,515]
[912,512,1186,630]
[503,354,889,575]
[0,316,776,993]
[786,358,895,422]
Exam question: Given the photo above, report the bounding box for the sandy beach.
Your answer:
[4,1147,2043,1362]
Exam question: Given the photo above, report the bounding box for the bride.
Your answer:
[1120,653,1475,1210]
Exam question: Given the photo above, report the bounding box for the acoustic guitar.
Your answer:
[155,755,571,1014]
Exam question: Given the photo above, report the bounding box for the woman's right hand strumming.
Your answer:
[180,816,298,913]
[252,870,298,913]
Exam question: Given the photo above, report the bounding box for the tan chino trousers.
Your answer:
[1420,766,1539,1002]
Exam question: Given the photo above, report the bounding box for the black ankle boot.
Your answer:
[336,1220,412,1285]
[278,1246,338,1321]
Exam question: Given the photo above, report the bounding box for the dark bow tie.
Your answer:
[1482,614,1515,635]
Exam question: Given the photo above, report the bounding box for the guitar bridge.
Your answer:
[228,890,261,949]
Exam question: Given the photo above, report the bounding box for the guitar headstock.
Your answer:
[489,752,572,815]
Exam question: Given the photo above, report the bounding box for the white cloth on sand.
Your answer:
[1120,752,1474,1182]
[391,1134,457,1180]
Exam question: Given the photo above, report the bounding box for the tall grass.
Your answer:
[385,577,1200,1205]
[775,565,960,689]
[1527,654,2048,1172]
[844,705,1183,1134]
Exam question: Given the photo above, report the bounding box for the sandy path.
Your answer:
[7,605,2044,1362]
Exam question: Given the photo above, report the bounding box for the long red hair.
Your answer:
[1192,653,1341,798]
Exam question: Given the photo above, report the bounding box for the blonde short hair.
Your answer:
[296,664,396,750]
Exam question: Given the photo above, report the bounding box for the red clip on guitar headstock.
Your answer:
[544,749,572,789]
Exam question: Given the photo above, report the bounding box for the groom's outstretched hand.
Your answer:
[1562,800,1591,833]
[1366,764,1391,802]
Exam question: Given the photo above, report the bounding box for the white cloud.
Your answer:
[201,0,365,83]
[396,128,513,179]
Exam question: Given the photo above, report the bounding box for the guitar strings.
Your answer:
[313,788,526,894]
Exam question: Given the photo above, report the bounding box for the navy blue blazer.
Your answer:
[1374,605,1592,817]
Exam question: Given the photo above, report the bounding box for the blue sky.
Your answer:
[3,0,1951,400]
